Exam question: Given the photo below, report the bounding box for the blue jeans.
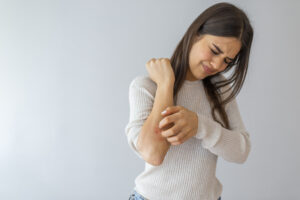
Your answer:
[128,190,148,200]
[128,190,221,200]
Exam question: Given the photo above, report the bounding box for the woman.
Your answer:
[125,2,253,200]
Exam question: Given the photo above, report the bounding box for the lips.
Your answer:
[202,64,214,74]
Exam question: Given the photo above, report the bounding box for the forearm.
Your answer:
[137,83,174,166]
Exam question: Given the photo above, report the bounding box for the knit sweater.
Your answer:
[125,74,251,200]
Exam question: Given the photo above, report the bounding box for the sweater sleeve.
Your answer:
[124,76,156,160]
[194,78,251,164]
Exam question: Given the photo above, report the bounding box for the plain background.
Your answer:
[0,0,299,199]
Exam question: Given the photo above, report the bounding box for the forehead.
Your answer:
[203,34,241,57]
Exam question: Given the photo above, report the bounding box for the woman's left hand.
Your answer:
[158,106,198,146]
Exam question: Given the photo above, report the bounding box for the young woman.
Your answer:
[125,2,253,200]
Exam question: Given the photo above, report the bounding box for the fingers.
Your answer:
[161,122,182,138]
[159,106,183,129]
[146,58,170,65]
[161,106,182,117]
[159,105,193,146]
[169,134,189,146]
[168,128,192,145]
[159,110,182,129]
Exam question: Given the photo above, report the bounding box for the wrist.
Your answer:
[157,81,174,90]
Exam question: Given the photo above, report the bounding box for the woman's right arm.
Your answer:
[125,58,175,166]
[136,82,174,166]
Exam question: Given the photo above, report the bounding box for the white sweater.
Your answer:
[125,74,251,200]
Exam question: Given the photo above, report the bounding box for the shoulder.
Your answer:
[129,75,157,95]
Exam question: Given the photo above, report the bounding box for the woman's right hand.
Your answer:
[145,58,175,86]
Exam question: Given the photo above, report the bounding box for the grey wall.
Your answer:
[0,0,299,199]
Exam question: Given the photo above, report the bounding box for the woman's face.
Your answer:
[186,34,242,81]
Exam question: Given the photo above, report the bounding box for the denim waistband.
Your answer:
[129,190,221,200]
[128,190,148,200]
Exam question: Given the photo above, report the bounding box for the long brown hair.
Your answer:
[170,2,253,129]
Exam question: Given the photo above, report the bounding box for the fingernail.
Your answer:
[161,110,166,114]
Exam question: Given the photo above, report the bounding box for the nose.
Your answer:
[210,57,223,71]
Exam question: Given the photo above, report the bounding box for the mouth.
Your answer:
[202,64,214,74]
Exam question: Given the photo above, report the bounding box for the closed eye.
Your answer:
[210,48,232,65]
[210,48,218,55]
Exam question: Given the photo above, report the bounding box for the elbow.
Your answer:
[235,134,251,164]
[235,155,248,164]
[143,151,164,166]
[139,147,164,166]
[226,151,249,164]
[235,146,251,164]
[146,157,163,166]
[136,136,166,166]
[137,148,163,166]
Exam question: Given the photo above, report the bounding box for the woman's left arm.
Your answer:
[194,96,251,164]
[159,97,251,164]
[158,74,251,164]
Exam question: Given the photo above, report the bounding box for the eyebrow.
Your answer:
[212,43,235,61]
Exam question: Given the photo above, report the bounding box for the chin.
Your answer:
[198,73,208,79]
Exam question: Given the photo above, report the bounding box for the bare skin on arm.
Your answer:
[136,58,175,166]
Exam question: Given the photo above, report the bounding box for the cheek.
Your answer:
[190,52,205,65]
[191,53,210,68]
[200,50,212,61]
[189,45,212,66]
